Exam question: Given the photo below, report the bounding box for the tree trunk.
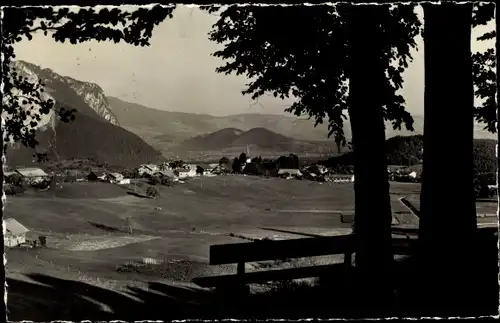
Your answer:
[419,2,477,316]
[497,0,500,201]
[347,5,395,314]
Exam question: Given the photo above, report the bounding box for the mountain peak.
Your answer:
[6,60,163,167]
[11,60,120,127]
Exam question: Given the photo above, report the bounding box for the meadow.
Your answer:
[5,175,496,320]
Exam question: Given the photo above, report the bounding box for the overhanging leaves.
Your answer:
[1,6,174,153]
[207,4,422,146]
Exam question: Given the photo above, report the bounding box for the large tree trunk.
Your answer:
[419,2,478,316]
[497,0,499,200]
[347,4,395,314]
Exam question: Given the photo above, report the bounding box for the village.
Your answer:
[3,155,426,198]
[2,154,428,251]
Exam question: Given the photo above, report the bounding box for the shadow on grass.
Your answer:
[7,228,498,321]
[87,221,124,233]
[127,191,152,199]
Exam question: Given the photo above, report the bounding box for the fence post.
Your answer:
[235,262,248,294]
[237,262,245,280]
[344,252,353,267]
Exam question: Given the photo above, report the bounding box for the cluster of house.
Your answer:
[138,163,198,180]
[387,165,420,182]
[87,170,131,185]
[278,165,356,183]
[3,167,50,184]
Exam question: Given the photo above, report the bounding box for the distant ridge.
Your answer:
[177,127,340,158]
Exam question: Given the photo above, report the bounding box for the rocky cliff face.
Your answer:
[4,60,163,167]
[64,76,120,126]
[11,60,119,127]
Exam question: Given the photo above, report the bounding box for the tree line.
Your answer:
[322,134,497,175]
[217,152,300,175]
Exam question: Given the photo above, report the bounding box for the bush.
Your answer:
[146,186,159,198]
[149,176,161,185]
[161,177,172,186]
[473,139,497,173]
[39,236,47,247]
[232,157,241,173]
[474,171,496,198]
[4,184,24,195]
[219,156,229,166]
[5,173,22,186]
[243,162,262,176]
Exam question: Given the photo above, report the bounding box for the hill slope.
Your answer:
[178,127,341,159]
[5,61,164,167]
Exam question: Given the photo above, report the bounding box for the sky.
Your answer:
[13,5,495,117]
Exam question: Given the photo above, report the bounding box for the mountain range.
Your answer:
[106,97,425,159]
[4,61,163,167]
[177,127,342,159]
[3,60,497,166]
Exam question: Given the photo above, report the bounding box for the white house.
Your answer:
[138,164,159,177]
[4,218,29,247]
[277,169,303,178]
[15,167,49,184]
[208,163,219,170]
[107,172,124,184]
[175,168,196,179]
[329,174,355,183]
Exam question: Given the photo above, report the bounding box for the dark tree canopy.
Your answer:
[321,135,496,174]
[1,6,174,152]
[471,2,497,133]
[207,4,421,148]
[231,157,241,173]
[473,139,497,174]
[385,135,423,166]
[219,156,229,166]
[238,152,247,164]
[472,47,496,132]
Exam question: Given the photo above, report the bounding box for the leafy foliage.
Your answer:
[276,154,299,169]
[231,157,241,173]
[473,139,497,174]
[207,4,421,149]
[251,156,263,164]
[238,153,247,164]
[385,135,423,166]
[242,162,262,176]
[169,160,185,169]
[471,2,497,133]
[219,156,229,166]
[1,6,174,153]
[146,186,159,198]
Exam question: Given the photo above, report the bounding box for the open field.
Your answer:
[5,175,497,319]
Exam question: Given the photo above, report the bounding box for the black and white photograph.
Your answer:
[1,2,498,320]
